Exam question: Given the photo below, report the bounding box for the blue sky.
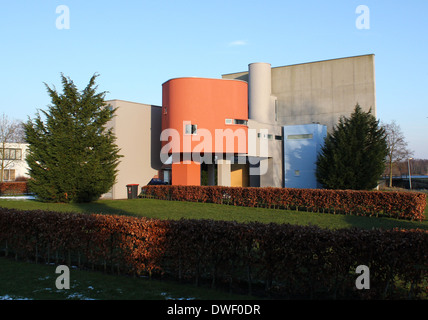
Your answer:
[1,0,427,158]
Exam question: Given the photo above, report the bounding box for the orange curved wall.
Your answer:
[162,78,248,154]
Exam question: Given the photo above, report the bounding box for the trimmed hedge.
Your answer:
[0,182,28,195]
[141,185,427,221]
[0,207,427,299]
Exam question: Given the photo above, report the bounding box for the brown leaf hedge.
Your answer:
[141,185,427,221]
[0,182,28,195]
[0,207,427,299]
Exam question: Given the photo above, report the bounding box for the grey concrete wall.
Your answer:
[222,55,376,188]
[223,54,376,133]
[272,54,376,131]
[246,120,283,188]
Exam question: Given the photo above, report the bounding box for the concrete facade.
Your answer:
[223,54,376,130]
[272,54,376,130]
[222,54,376,188]
[104,100,162,199]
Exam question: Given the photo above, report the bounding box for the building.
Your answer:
[222,54,376,188]
[102,100,162,199]
[1,143,30,181]
[106,54,376,199]
[161,77,248,187]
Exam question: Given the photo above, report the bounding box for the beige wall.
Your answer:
[104,100,162,199]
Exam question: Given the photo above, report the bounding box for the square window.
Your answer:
[185,124,197,135]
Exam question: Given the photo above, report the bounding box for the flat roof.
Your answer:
[106,99,161,108]
[161,76,248,86]
[222,54,375,76]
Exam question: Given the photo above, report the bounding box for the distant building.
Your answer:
[1,143,30,181]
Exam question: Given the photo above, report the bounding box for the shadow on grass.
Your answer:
[69,200,133,217]
[66,198,428,231]
[0,197,136,219]
[343,213,428,231]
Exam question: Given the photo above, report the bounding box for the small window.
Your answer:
[233,119,248,125]
[275,135,282,141]
[257,133,272,139]
[185,124,197,135]
[0,148,22,160]
[226,119,248,125]
[287,134,313,140]
[294,170,300,177]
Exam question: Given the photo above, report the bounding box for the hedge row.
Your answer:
[141,185,427,221]
[0,182,28,195]
[0,207,427,299]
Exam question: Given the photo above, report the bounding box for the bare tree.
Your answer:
[382,120,413,187]
[0,113,25,182]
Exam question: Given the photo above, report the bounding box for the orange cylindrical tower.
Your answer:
[161,77,248,185]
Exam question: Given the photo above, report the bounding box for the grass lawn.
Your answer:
[0,197,427,230]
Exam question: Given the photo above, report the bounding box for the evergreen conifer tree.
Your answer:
[316,104,387,190]
[24,74,121,202]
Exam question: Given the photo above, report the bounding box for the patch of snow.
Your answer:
[66,292,96,300]
[160,292,195,300]
[0,295,32,300]
[0,195,35,200]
